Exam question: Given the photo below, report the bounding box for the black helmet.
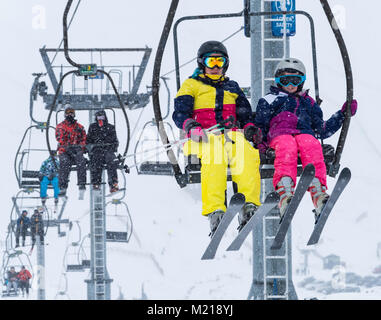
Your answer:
[197,40,229,72]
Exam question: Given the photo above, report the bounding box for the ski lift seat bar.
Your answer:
[185,144,335,184]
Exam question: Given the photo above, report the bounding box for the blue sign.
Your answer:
[88,67,104,80]
[271,0,296,37]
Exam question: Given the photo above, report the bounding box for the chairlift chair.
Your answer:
[1,250,34,297]
[151,0,353,188]
[133,77,177,176]
[105,199,133,243]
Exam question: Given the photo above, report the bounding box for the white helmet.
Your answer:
[275,58,306,77]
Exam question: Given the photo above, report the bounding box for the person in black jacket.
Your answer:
[30,208,44,248]
[15,210,30,248]
[86,110,120,193]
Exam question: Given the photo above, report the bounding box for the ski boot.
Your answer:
[237,202,259,231]
[59,188,67,197]
[92,184,101,191]
[276,176,295,221]
[207,209,224,237]
[78,185,86,200]
[309,178,330,223]
[110,182,119,193]
[41,197,47,206]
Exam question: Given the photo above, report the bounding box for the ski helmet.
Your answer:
[64,104,75,114]
[274,58,306,77]
[274,58,306,91]
[197,40,229,72]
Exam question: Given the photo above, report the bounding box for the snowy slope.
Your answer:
[0,0,380,300]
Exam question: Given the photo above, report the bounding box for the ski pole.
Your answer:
[124,125,224,159]
[129,127,225,168]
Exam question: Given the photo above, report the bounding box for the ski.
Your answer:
[307,167,351,245]
[271,163,316,250]
[226,192,279,252]
[201,193,245,260]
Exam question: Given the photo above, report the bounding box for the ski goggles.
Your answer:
[96,115,106,120]
[65,108,75,115]
[203,56,227,69]
[275,74,306,87]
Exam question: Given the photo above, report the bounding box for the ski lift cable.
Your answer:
[160,26,244,78]
[51,0,82,65]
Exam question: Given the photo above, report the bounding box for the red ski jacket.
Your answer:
[17,269,32,281]
[55,120,87,154]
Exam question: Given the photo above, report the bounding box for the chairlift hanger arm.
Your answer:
[63,0,81,69]
[320,0,353,177]
[152,0,187,188]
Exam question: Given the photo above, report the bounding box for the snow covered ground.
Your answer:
[0,0,380,300]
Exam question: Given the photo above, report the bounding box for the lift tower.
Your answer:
[247,0,297,300]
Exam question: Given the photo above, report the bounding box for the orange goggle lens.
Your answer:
[203,56,227,69]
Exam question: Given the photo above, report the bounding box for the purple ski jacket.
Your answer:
[254,86,345,143]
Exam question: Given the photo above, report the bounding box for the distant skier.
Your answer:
[15,210,30,248]
[39,150,60,208]
[5,267,19,296]
[30,208,44,252]
[17,266,32,298]
[55,104,87,199]
[86,110,120,193]
[172,41,262,235]
[254,58,358,221]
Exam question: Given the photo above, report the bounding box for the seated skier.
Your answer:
[15,210,30,248]
[30,208,44,250]
[5,267,19,296]
[17,266,32,298]
[173,40,263,235]
[86,110,120,193]
[39,150,60,207]
[254,58,358,221]
[55,104,87,199]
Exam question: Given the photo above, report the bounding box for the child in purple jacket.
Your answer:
[255,58,357,220]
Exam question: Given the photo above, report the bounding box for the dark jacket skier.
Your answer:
[30,208,44,247]
[15,210,30,248]
[86,110,120,193]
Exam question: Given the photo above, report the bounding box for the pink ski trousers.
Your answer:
[270,134,327,189]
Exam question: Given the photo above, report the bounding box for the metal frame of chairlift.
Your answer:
[45,0,150,300]
[105,198,133,243]
[64,221,90,272]
[1,250,34,297]
[42,1,156,175]
[151,0,353,189]
[10,189,69,239]
[54,273,71,300]
[133,77,177,176]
